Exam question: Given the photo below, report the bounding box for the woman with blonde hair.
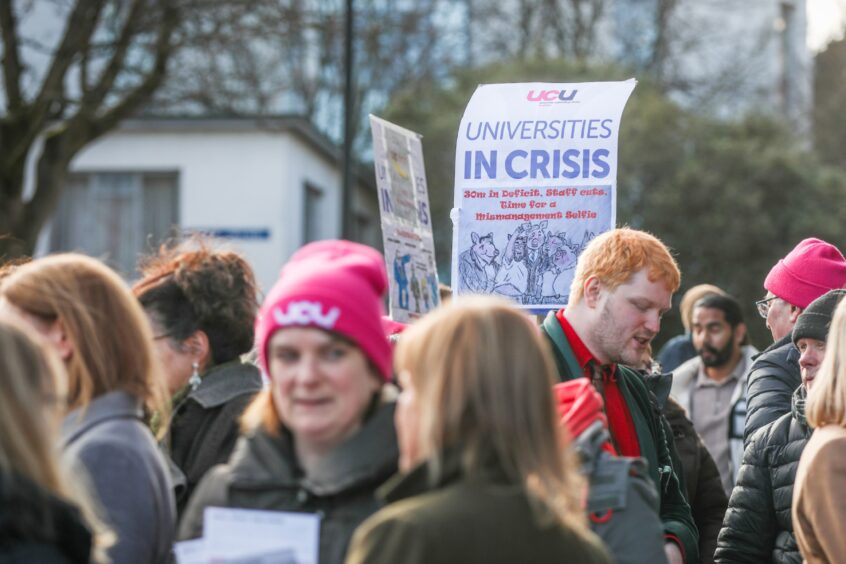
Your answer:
[0,254,175,564]
[0,320,101,562]
[346,296,611,564]
[792,297,846,563]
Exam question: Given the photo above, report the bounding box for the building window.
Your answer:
[50,171,179,276]
[303,182,323,244]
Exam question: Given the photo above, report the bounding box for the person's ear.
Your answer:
[185,330,211,368]
[582,276,604,309]
[45,319,73,361]
[789,305,802,325]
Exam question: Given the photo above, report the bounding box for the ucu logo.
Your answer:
[273,301,341,329]
[526,89,578,102]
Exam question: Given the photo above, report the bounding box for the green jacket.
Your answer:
[541,312,699,563]
[346,450,613,564]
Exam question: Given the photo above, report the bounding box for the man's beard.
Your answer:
[698,333,736,368]
[594,300,655,367]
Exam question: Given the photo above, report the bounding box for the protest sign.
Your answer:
[370,115,440,322]
[172,507,319,564]
[451,80,635,308]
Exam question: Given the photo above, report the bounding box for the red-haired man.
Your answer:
[540,227,698,564]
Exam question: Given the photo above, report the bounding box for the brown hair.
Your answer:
[0,320,68,492]
[133,238,259,365]
[394,296,586,531]
[569,227,680,305]
[0,254,168,419]
[0,320,112,559]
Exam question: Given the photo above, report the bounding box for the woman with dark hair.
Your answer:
[133,241,263,514]
[179,240,398,564]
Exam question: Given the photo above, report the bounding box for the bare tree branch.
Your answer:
[33,1,106,115]
[0,2,24,112]
[20,0,178,238]
[83,0,145,109]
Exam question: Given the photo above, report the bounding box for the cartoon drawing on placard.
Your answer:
[393,251,412,309]
[410,266,421,313]
[458,232,499,294]
[522,220,549,304]
[492,223,530,298]
[540,230,596,304]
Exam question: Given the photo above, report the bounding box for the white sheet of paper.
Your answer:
[203,507,320,564]
[174,538,209,564]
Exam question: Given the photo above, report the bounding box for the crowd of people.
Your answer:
[2,228,846,564]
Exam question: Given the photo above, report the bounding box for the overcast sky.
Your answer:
[808,0,846,51]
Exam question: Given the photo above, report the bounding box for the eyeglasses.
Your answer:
[755,296,778,319]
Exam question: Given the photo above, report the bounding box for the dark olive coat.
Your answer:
[345,450,613,564]
[179,400,398,564]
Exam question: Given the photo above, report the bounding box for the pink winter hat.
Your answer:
[256,240,392,381]
[764,238,846,309]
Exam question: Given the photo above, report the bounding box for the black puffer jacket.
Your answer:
[744,336,800,446]
[715,386,810,564]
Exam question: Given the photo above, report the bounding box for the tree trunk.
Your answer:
[0,132,72,260]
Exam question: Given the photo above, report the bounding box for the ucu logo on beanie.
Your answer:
[273,301,341,329]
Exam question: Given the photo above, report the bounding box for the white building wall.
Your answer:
[67,126,347,292]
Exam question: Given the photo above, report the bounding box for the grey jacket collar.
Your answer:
[189,361,264,409]
[229,400,398,496]
[61,390,143,446]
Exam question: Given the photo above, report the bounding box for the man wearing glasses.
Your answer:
[744,238,846,444]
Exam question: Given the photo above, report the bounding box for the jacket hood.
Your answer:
[227,399,398,496]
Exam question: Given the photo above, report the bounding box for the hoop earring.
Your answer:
[189,361,201,390]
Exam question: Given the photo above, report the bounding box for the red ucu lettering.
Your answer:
[273,301,341,329]
[526,89,577,102]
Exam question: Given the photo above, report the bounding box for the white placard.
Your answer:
[201,507,320,564]
[451,80,636,309]
[370,115,440,322]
